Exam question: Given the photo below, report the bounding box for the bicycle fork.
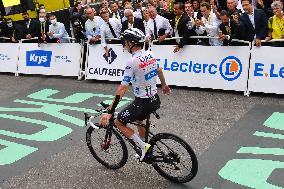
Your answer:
[101,127,112,150]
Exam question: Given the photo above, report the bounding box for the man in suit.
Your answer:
[160,1,175,28]
[235,0,267,46]
[32,12,55,44]
[110,1,124,22]
[20,12,37,40]
[219,10,240,46]
[173,1,196,52]
[2,18,24,42]
[121,9,145,34]
[227,0,242,18]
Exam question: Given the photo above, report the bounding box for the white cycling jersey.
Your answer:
[121,50,159,98]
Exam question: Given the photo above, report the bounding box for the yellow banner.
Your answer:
[3,0,21,7]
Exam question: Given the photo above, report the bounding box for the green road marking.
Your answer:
[0,89,131,127]
[28,88,132,103]
[0,114,72,141]
[237,147,284,156]
[264,112,284,131]
[217,112,284,188]
[0,100,98,127]
[0,88,132,166]
[254,131,284,140]
[219,159,284,189]
[0,139,37,165]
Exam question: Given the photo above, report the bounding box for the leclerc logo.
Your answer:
[26,50,52,67]
[219,56,242,81]
[157,56,243,82]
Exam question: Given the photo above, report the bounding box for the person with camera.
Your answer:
[85,6,104,44]
[218,10,240,46]
[195,2,222,46]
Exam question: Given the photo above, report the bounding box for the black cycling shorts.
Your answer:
[117,94,161,125]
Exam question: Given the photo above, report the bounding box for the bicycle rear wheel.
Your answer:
[149,133,198,183]
[86,125,128,169]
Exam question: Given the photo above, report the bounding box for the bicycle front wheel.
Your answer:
[86,125,128,169]
[149,133,198,183]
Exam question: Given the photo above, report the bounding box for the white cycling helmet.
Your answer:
[121,28,145,45]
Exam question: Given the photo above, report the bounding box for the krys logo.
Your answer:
[26,50,52,67]
[157,56,242,81]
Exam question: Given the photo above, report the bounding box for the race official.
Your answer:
[173,2,196,52]
[85,7,104,44]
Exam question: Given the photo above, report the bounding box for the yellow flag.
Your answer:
[2,0,21,7]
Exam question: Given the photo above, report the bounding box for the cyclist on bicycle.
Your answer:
[100,28,171,161]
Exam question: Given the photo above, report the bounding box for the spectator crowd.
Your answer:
[0,0,284,51]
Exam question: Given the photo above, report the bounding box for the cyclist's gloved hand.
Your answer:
[100,114,112,127]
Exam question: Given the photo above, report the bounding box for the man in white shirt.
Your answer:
[146,6,173,44]
[47,14,70,43]
[85,7,104,44]
[100,8,122,57]
[195,2,222,46]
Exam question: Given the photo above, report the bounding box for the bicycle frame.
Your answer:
[84,110,160,160]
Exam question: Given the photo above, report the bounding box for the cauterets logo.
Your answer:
[26,50,52,67]
[219,56,242,81]
[157,56,242,81]
[103,48,117,64]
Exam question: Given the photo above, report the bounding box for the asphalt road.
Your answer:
[0,73,283,189]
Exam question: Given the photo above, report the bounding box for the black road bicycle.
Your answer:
[84,102,198,183]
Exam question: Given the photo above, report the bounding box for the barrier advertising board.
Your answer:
[18,43,82,77]
[151,45,250,92]
[248,46,284,94]
[0,43,19,73]
[86,44,129,81]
